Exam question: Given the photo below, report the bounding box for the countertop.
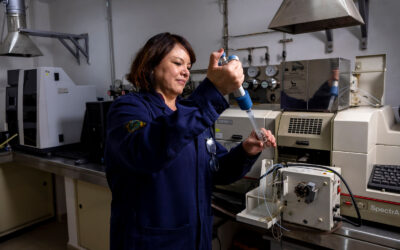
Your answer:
[5,151,400,250]
[9,151,107,187]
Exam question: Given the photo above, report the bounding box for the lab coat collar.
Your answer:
[139,89,182,112]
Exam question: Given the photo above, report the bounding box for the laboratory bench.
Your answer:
[1,151,399,250]
[1,151,110,250]
[11,151,107,187]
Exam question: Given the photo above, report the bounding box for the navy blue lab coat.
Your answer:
[105,78,259,249]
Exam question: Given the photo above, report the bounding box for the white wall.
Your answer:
[0,0,399,130]
[47,0,112,99]
[46,0,400,113]
[112,0,223,78]
[228,0,400,114]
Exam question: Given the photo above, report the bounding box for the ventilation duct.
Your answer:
[268,0,364,34]
[0,0,43,57]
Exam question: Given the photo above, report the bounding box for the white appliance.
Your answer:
[213,108,280,194]
[237,159,341,231]
[215,108,281,179]
[16,67,96,149]
[332,105,400,227]
[280,166,341,231]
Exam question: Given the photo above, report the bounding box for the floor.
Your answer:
[0,220,68,250]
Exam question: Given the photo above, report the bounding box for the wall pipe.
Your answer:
[106,0,116,85]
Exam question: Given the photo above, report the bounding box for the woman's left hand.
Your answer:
[242,128,276,156]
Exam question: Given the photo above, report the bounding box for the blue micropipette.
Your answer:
[219,53,264,140]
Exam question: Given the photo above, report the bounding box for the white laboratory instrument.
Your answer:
[274,106,400,227]
[237,159,342,231]
[229,54,399,228]
[215,108,280,179]
[332,105,400,227]
[12,67,96,150]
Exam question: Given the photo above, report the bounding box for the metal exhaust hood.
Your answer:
[0,0,89,63]
[0,0,43,57]
[268,0,365,34]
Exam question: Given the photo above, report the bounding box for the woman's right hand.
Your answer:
[206,48,244,96]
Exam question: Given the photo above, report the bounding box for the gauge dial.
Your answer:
[265,65,279,77]
[247,66,260,78]
[242,81,251,89]
[261,81,269,89]
[113,79,123,88]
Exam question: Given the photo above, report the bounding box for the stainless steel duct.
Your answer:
[0,0,43,57]
[269,0,364,34]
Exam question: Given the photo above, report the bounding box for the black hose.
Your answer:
[258,164,283,180]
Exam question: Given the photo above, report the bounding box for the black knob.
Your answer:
[270,94,276,102]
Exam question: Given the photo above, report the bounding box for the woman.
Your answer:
[105,32,276,250]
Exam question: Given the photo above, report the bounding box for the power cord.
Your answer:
[216,235,222,250]
[212,226,222,250]
[258,163,284,181]
[333,216,360,227]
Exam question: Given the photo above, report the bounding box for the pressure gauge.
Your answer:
[251,79,259,89]
[113,79,123,88]
[242,81,251,89]
[261,81,269,89]
[265,65,279,77]
[247,66,260,78]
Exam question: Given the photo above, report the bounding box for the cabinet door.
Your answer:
[76,180,111,250]
[0,164,54,236]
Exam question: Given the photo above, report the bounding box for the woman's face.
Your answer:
[153,43,191,99]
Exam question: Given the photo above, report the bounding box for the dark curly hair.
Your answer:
[127,32,196,91]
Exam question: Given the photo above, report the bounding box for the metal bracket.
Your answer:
[19,28,89,64]
[324,0,369,51]
[279,35,292,62]
[358,0,369,50]
[325,29,333,53]
[278,38,293,44]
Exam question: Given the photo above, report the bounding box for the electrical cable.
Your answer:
[334,216,361,227]
[285,163,362,227]
[258,163,289,233]
[258,172,275,221]
[216,234,222,250]
[260,180,289,232]
[259,163,284,180]
[270,208,284,241]
[0,133,18,149]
